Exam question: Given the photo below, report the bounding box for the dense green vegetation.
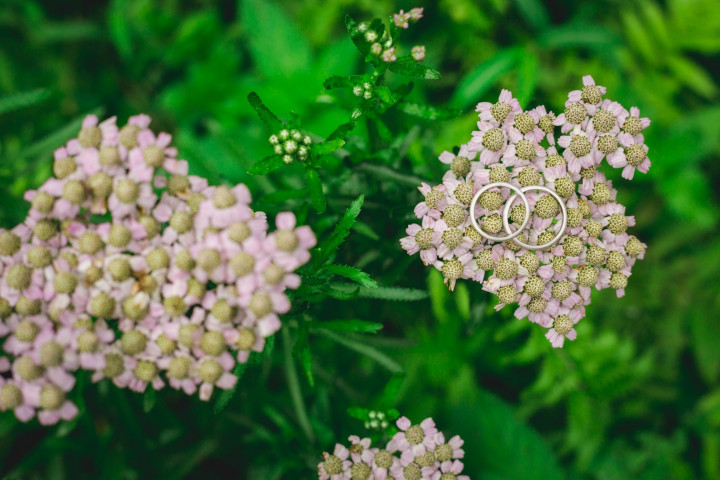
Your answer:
[1,0,719,478]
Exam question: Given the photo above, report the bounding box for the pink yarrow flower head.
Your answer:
[401,77,650,347]
[317,414,470,480]
[0,114,316,426]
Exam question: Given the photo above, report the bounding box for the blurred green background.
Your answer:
[1,0,720,478]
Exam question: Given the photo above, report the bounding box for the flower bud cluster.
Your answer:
[353,82,374,100]
[401,76,649,348]
[0,114,316,425]
[318,416,469,480]
[269,129,313,164]
[359,7,425,64]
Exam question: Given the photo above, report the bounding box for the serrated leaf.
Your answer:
[247,155,285,175]
[306,168,326,213]
[387,56,441,80]
[323,264,378,288]
[0,89,51,116]
[214,362,248,413]
[313,138,345,156]
[315,195,364,265]
[247,92,284,131]
[398,102,461,120]
[312,319,384,333]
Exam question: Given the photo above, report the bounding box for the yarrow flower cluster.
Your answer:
[401,76,649,348]
[269,128,313,164]
[0,114,315,425]
[318,416,468,480]
[357,7,425,64]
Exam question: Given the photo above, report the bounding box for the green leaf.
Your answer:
[352,221,380,241]
[241,0,311,77]
[143,388,157,413]
[306,168,326,213]
[214,362,248,413]
[325,283,360,300]
[450,48,519,110]
[357,286,429,301]
[323,264,378,288]
[356,163,426,187]
[666,55,718,98]
[378,372,406,409]
[513,0,550,30]
[446,391,565,480]
[515,50,539,106]
[293,327,314,387]
[387,56,441,80]
[374,86,395,104]
[313,138,345,156]
[324,75,363,90]
[328,121,358,141]
[347,406,371,421]
[299,343,314,388]
[247,92,284,132]
[108,0,133,58]
[282,328,314,441]
[247,155,285,175]
[315,195,364,265]
[398,102,462,120]
[0,89,51,116]
[317,330,402,373]
[312,319,384,334]
[257,188,308,205]
[537,24,620,49]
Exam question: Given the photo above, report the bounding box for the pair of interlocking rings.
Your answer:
[469,182,568,251]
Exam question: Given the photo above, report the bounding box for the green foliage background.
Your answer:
[1,0,719,478]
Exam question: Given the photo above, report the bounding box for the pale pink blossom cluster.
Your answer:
[318,416,468,480]
[360,7,425,63]
[0,114,315,425]
[401,76,649,348]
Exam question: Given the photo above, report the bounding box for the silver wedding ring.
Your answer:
[469,182,568,251]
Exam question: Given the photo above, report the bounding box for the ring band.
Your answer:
[469,181,568,250]
[469,182,530,243]
[502,185,567,250]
